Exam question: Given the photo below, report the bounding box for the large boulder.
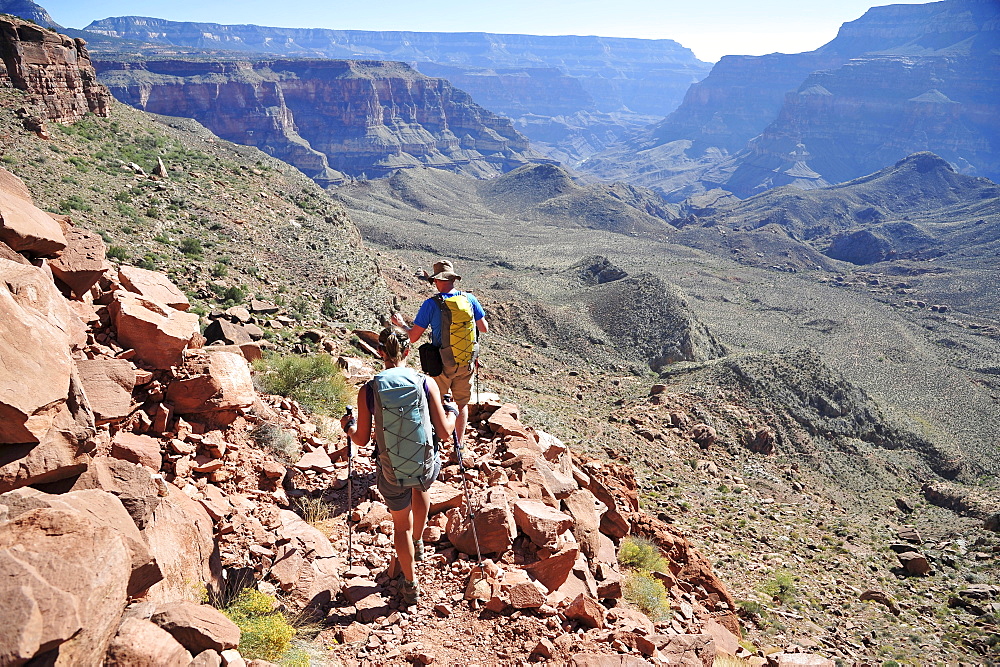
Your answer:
[561,489,604,562]
[0,506,132,665]
[446,486,517,556]
[0,368,95,493]
[105,617,191,667]
[1,487,162,597]
[119,265,190,311]
[49,222,107,299]
[70,456,162,529]
[511,499,574,549]
[165,349,256,416]
[109,291,199,369]
[141,485,223,604]
[149,601,240,653]
[111,432,163,471]
[0,169,67,255]
[76,358,135,423]
[0,258,87,443]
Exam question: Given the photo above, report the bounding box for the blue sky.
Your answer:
[43,0,936,62]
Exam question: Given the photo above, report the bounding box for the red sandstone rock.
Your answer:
[141,485,223,604]
[70,456,162,529]
[112,432,163,470]
[76,358,135,423]
[0,18,112,122]
[0,258,84,444]
[445,487,517,555]
[1,487,162,597]
[511,499,574,549]
[654,634,715,666]
[0,507,132,665]
[0,168,67,255]
[564,593,606,629]
[508,582,545,609]
[524,546,580,593]
[119,265,190,311]
[49,221,107,298]
[487,403,536,441]
[428,481,463,514]
[0,368,95,493]
[562,488,603,562]
[109,291,199,369]
[150,601,241,653]
[166,349,256,415]
[105,617,191,666]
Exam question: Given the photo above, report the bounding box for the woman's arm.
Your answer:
[341,385,373,448]
[425,379,457,441]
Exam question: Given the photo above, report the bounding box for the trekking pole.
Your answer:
[446,393,483,566]
[344,406,354,569]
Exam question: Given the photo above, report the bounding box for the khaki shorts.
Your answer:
[433,363,474,405]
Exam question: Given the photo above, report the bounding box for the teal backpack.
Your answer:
[367,367,435,487]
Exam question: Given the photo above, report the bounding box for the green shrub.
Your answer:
[136,253,158,270]
[618,536,669,572]
[107,245,128,261]
[623,572,670,620]
[762,569,797,605]
[250,423,300,461]
[223,589,295,662]
[253,353,349,416]
[211,263,229,278]
[179,237,203,257]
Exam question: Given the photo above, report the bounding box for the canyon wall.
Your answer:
[0,15,111,123]
[82,19,711,165]
[582,0,1000,198]
[96,58,551,185]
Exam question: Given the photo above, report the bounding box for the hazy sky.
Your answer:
[43,0,937,62]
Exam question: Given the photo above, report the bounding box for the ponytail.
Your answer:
[378,326,410,363]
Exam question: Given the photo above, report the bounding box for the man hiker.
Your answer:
[392,259,488,444]
[341,327,458,604]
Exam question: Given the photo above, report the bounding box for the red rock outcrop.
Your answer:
[0,16,111,124]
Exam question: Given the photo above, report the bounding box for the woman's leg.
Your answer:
[412,488,430,546]
[390,506,416,582]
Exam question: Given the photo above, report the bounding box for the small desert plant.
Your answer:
[623,572,670,620]
[250,423,300,462]
[294,495,334,526]
[253,353,349,416]
[618,536,669,572]
[222,589,295,662]
[107,245,128,261]
[762,569,797,605]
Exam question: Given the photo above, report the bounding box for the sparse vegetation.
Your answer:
[222,589,296,663]
[250,423,300,462]
[762,570,798,605]
[618,536,669,572]
[294,495,334,526]
[253,353,349,416]
[623,571,671,620]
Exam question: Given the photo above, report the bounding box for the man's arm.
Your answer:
[476,317,488,334]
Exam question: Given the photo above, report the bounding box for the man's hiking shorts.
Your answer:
[377,456,442,512]
[432,363,474,406]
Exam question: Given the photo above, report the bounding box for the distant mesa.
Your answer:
[95,58,552,185]
[0,0,61,29]
[81,15,712,166]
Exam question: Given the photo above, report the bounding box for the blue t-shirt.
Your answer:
[413,290,485,347]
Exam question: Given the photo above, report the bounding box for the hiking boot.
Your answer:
[413,539,425,562]
[401,578,420,605]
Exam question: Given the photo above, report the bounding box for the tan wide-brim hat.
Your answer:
[430,259,461,281]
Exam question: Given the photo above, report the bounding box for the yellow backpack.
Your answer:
[435,293,478,367]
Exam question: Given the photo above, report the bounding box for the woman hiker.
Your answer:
[341,327,458,604]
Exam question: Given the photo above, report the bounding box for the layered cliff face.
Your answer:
[583,0,1000,198]
[0,16,111,123]
[83,18,711,165]
[96,58,548,185]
